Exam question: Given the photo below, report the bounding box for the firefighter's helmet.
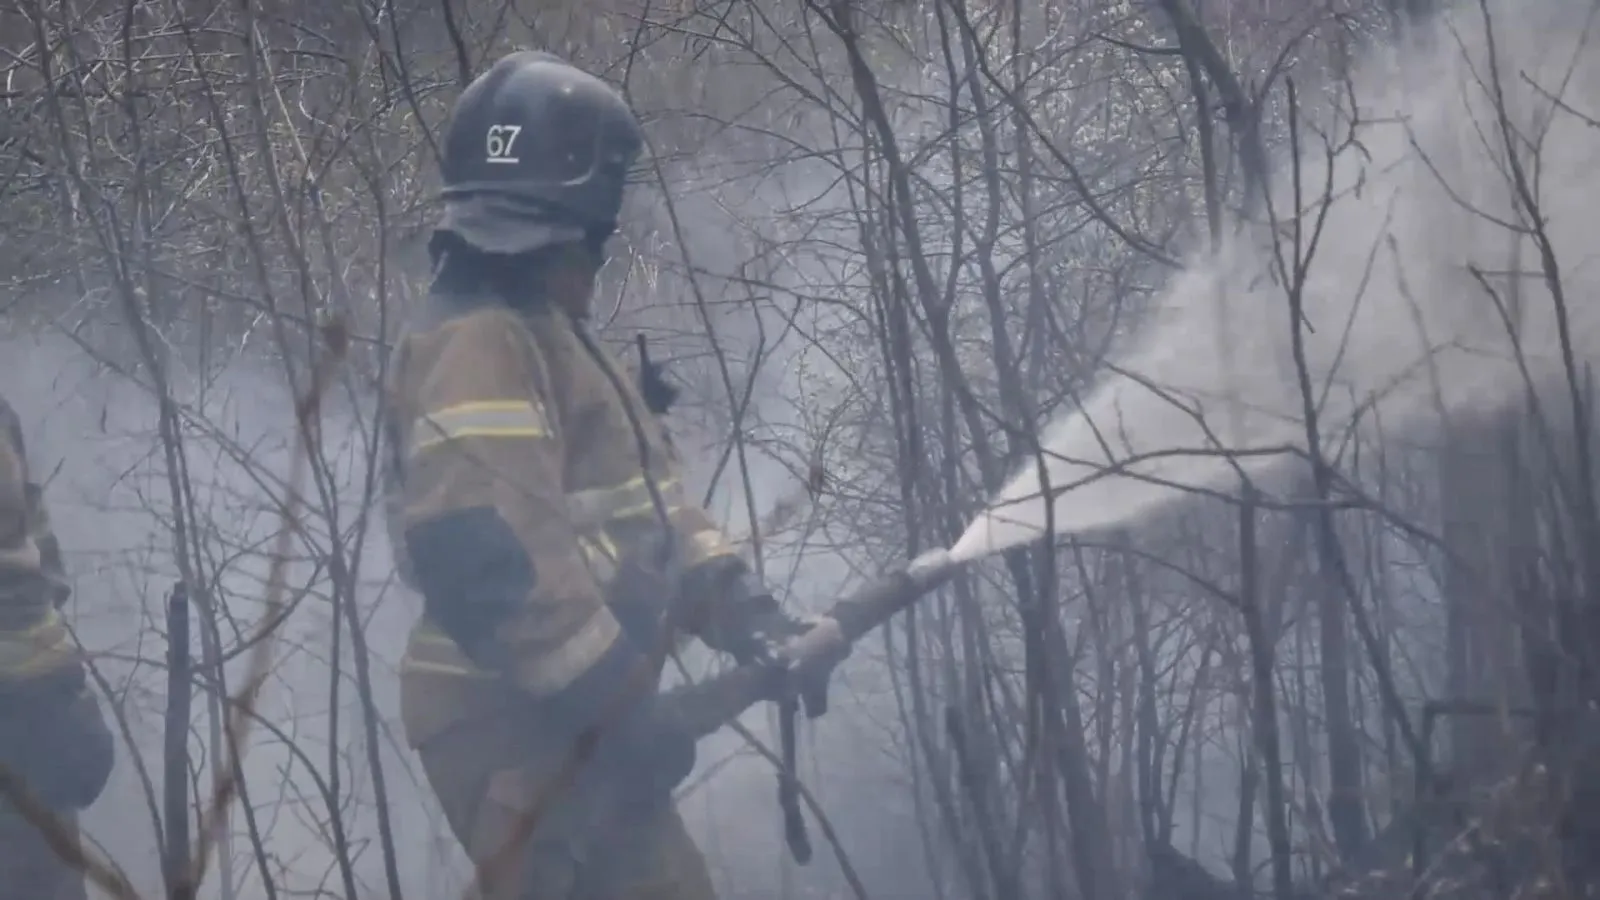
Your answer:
[436,51,644,254]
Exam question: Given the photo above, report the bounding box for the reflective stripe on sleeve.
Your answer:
[513,605,623,695]
[0,609,75,679]
[567,477,740,572]
[401,621,496,679]
[408,400,550,457]
[566,475,685,529]
[578,532,620,584]
[403,604,623,696]
[684,527,738,566]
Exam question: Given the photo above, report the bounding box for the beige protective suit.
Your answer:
[383,278,761,900]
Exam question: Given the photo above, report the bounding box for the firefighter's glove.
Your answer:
[690,563,850,718]
[770,611,850,720]
[726,582,848,719]
[693,566,798,663]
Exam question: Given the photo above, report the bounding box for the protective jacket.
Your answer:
[383,285,752,748]
[0,395,80,682]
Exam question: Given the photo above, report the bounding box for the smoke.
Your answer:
[954,0,1600,561]
[625,135,942,899]
[3,331,462,897]
[0,148,932,900]
[1,320,923,897]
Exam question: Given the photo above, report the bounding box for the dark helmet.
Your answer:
[435,51,644,255]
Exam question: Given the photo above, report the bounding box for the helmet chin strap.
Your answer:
[426,229,457,273]
[579,225,620,323]
[584,225,613,258]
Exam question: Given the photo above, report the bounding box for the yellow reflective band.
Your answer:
[582,531,619,561]
[409,400,549,457]
[578,533,620,584]
[515,607,623,695]
[566,475,684,528]
[403,622,495,679]
[399,658,495,679]
[404,605,623,695]
[686,528,737,563]
[0,610,74,679]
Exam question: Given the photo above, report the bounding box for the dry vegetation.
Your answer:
[2,0,1598,898]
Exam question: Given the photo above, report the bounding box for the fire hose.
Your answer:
[671,547,963,862]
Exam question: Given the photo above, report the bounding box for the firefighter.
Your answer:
[383,51,835,899]
[0,394,115,900]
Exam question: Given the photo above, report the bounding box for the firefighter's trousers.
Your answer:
[406,673,717,900]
